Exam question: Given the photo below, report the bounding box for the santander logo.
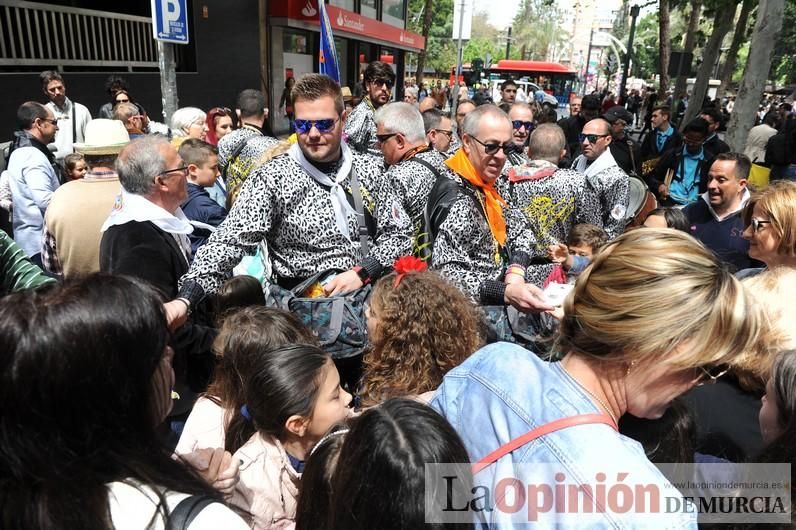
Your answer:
[335,12,365,31]
[301,0,317,17]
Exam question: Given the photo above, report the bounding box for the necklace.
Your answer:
[559,362,618,427]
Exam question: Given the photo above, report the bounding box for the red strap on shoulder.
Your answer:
[472,414,618,475]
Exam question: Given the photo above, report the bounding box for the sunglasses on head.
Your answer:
[470,136,513,155]
[294,117,339,134]
[578,133,609,144]
[512,120,535,132]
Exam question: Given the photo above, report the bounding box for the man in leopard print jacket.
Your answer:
[344,61,395,157]
[431,105,552,313]
[176,74,412,309]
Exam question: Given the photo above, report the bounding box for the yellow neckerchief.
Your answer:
[444,148,507,246]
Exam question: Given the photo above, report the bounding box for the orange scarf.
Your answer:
[445,148,507,246]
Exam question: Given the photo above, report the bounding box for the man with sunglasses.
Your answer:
[431,104,552,313]
[375,102,447,242]
[345,61,396,156]
[557,94,601,165]
[506,103,535,166]
[5,102,61,265]
[422,108,454,154]
[648,118,713,207]
[177,73,411,311]
[571,118,630,239]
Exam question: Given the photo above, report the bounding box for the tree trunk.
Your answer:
[680,2,738,129]
[414,0,435,88]
[673,1,703,100]
[717,0,754,99]
[659,0,672,94]
[726,0,786,151]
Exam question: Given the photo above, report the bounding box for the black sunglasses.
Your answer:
[294,118,338,134]
[470,136,513,155]
[156,166,189,179]
[434,128,453,137]
[376,133,398,145]
[370,78,394,89]
[512,120,535,132]
[578,133,609,144]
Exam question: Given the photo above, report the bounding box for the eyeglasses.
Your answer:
[370,78,394,89]
[156,166,189,179]
[116,98,130,103]
[433,129,453,137]
[696,364,730,386]
[40,118,59,125]
[512,120,535,132]
[294,117,339,134]
[375,133,398,145]
[470,136,513,155]
[749,218,772,232]
[578,133,609,144]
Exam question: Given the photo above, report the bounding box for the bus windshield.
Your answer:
[487,60,578,109]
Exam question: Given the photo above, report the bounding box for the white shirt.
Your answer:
[45,97,92,160]
[108,480,249,530]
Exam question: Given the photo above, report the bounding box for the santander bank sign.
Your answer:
[275,0,425,50]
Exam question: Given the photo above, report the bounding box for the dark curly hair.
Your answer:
[359,271,482,407]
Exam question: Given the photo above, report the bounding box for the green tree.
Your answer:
[408,0,456,75]
[510,0,569,61]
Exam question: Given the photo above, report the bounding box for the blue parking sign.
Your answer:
[151,0,189,44]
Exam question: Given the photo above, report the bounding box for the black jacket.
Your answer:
[557,114,586,165]
[100,220,217,413]
[703,134,730,158]
[609,136,642,176]
[641,127,682,161]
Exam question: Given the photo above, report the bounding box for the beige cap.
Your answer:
[73,119,131,155]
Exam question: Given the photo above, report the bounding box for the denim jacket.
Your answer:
[431,342,696,529]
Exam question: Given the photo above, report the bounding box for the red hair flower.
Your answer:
[393,256,428,287]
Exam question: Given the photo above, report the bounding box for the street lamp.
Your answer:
[619,4,641,101]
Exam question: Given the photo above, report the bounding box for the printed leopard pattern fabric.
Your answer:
[431,167,539,302]
[181,151,412,296]
[344,98,380,156]
[497,162,603,287]
[218,127,280,190]
[381,148,447,228]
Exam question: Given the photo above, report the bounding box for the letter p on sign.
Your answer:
[152,0,189,44]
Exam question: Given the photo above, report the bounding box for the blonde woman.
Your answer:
[684,266,796,461]
[739,180,796,278]
[432,228,761,528]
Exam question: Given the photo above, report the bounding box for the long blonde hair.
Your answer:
[556,228,761,370]
[734,267,796,391]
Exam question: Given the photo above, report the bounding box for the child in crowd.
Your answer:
[295,399,474,530]
[175,307,316,456]
[231,344,353,529]
[642,206,692,233]
[545,223,609,286]
[359,256,482,407]
[177,138,227,254]
[62,152,87,181]
[216,275,265,318]
[758,350,796,461]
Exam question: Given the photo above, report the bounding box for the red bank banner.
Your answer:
[271,0,425,51]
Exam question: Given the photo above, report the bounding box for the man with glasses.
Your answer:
[649,118,713,207]
[40,70,92,162]
[422,108,454,154]
[571,118,630,239]
[5,102,61,266]
[558,94,601,165]
[177,73,411,313]
[345,61,396,156]
[431,104,552,313]
[113,102,147,140]
[375,102,447,243]
[506,103,535,166]
[217,89,278,191]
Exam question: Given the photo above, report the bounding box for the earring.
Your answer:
[626,360,636,376]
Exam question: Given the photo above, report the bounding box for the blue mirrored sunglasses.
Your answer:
[294,118,338,134]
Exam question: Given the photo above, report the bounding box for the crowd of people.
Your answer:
[1,63,795,529]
